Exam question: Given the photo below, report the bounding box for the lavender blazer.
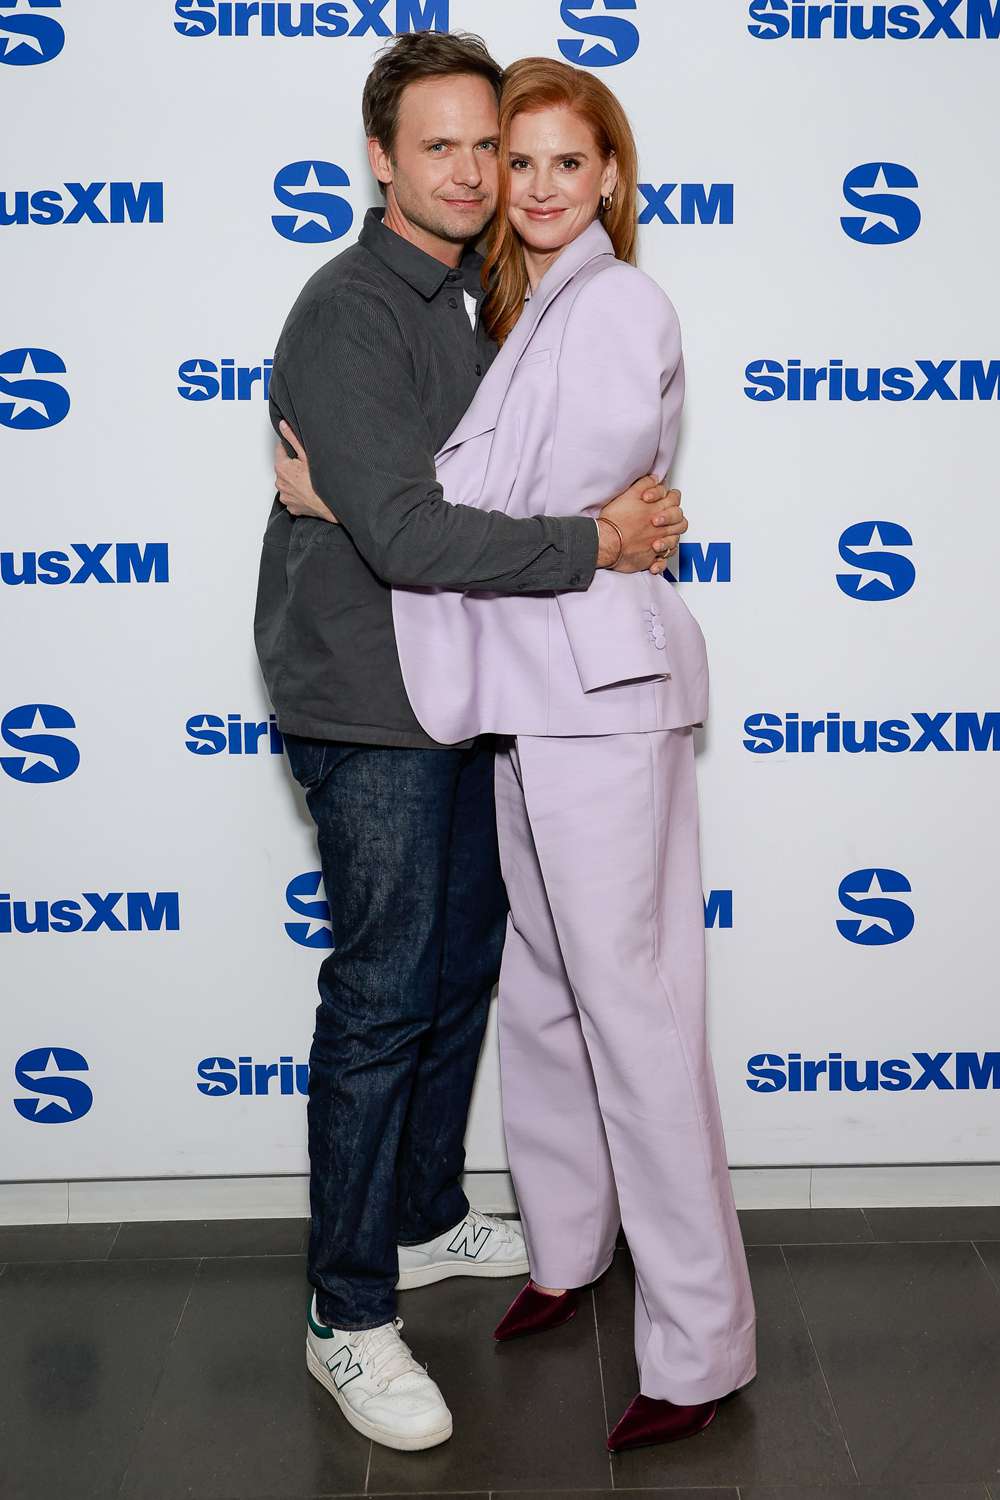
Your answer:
[391,220,709,743]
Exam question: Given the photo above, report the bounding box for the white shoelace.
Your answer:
[355,1318,422,1388]
[465,1208,518,1247]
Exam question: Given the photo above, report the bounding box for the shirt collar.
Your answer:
[359,207,485,302]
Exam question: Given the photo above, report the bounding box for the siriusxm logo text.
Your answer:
[0,1,65,67]
[639,183,734,226]
[747,1051,1000,1092]
[14,1047,92,1124]
[178,359,272,401]
[1,543,168,586]
[0,182,163,228]
[748,1,1000,39]
[174,0,448,37]
[745,359,1000,402]
[197,1055,309,1096]
[186,713,284,755]
[744,711,1000,754]
[559,0,640,67]
[1,891,180,934]
[666,542,732,585]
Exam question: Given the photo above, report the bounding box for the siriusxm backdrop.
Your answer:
[3,0,999,1184]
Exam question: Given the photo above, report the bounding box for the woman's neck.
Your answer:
[522,243,566,293]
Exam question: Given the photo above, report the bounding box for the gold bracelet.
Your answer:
[597,516,625,569]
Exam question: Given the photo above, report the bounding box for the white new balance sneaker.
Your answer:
[306,1296,452,1451]
[396,1210,529,1291]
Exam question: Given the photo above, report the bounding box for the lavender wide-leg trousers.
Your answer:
[494,729,756,1404]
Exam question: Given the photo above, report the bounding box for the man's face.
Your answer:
[372,74,500,249]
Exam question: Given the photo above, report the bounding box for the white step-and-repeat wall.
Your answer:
[3,0,998,1182]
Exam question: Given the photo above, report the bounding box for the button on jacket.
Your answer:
[391,221,710,743]
[254,209,600,749]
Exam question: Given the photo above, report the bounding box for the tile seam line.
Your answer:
[590,1286,614,1489]
[7,1235,998,1267]
[114,1255,203,1499]
[769,1236,1000,1248]
[0,1250,304,1265]
[779,1242,860,1484]
[972,1240,1000,1300]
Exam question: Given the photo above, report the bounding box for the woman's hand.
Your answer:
[274,420,340,524]
[647,485,686,577]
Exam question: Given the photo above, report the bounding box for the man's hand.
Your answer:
[597,475,688,575]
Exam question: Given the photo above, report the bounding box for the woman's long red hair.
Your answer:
[482,57,639,346]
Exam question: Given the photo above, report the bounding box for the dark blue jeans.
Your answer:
[283,735,507,1330]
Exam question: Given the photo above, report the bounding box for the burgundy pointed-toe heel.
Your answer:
[607,1392,719,1453]
[493,1281,581,1342]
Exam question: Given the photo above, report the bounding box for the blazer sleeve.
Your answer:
[549,265,685,693]
[271,288,598,594]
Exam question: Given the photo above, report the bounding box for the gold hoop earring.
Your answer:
[602,194,613,213]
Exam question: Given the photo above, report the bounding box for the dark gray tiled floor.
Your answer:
[367,1275,611,1494]
[596,1245,856,1489]
[0,1220,122,1262]
[737,1207,874,1245]
[111,1216,309,1260]
[2,1208,1000,1499]
[119,1255,370,1500]
[740,1487,989,1499]
[864,1205,1000,1242]
[0,1257,198,1499]
[784,1240,1000,1485]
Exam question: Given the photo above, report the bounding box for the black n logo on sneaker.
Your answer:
[446,1221,493,1260]
[325,1345,364,1390]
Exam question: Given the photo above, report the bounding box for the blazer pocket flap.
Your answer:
[517,348,553,368]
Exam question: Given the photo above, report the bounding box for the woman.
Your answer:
[274,58,756,1453]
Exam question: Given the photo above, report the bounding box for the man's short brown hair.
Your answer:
[362,30,503,157]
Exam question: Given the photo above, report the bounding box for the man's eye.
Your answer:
[510,159,528,170]
[428,143,446,153]
[479,142,498,154]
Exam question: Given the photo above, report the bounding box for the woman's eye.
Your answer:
[561,159,581,171]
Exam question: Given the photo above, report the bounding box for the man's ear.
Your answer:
[368,135,392,189]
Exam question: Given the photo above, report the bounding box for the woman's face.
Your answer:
[506,105,618,259]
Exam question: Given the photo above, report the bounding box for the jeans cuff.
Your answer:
[397,1206,469,1248]
[315,1303,396,1333]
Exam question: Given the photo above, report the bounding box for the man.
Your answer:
[254,30,686,1453]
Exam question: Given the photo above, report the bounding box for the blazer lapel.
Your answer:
[437,221,616,456]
